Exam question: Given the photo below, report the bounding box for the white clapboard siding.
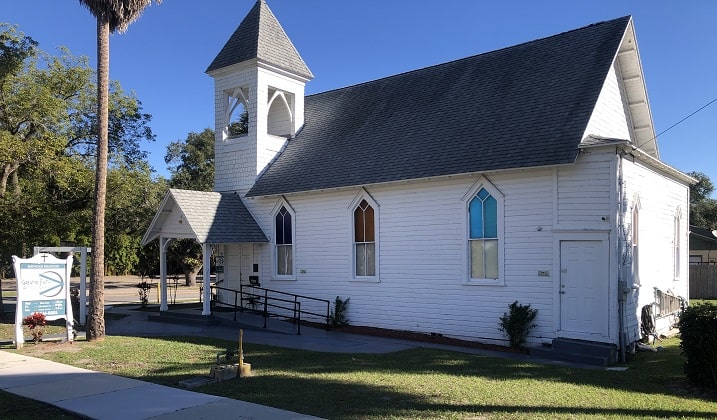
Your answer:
[583,62,632,141]
[243,171,561,344]
[557,152,614,227]
[236,141,688,347]
[620,156,689,341]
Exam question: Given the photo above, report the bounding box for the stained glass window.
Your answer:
[275,206,293,276]
[469,188,498,279]
[354,199,375,277]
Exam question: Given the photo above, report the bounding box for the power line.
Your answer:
[655,96,717,139]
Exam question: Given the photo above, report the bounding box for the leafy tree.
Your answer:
[79,0,161,341]
[167,238,204,287]
[0,24,90,197]
[165,128,215,191]
[228,109,249,137]
[0,24,158,282]
[691,200,717,231]
[0,23,37,80]
[105,162,166,275]
[688,171,717,230]
[164,128,216,285]
[137,239,159,279]
[688,171,714,206]
[67,80,155,167]
[0,24,91,276]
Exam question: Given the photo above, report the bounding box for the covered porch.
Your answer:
[141,189,268,316]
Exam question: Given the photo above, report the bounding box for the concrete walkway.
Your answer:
[1,304,583,419]
[0,350,317,419]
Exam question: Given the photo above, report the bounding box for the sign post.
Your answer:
[12,253,74,349]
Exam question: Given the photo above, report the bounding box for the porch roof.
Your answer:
[141,189,268,246]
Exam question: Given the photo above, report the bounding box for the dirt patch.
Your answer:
[20,341,85,355]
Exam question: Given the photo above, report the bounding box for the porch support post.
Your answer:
[202,243,211,316]
[160,237,171,311]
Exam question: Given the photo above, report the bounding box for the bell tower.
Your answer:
[206,0,313,194]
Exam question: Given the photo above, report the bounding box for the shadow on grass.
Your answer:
[4,330,715,419]
[45,334,712,419]
[200,374,716,419]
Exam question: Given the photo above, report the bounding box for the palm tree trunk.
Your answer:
[88,16,110,341]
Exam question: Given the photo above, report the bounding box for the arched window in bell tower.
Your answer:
[224,87,250,140]
[267,87,294,138]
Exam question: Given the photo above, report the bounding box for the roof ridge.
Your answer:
[307,16,631,99]
[248,15,633,197]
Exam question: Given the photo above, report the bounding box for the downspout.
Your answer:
[617,151,628,363]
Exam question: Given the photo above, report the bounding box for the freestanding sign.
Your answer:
[12,253,74,348]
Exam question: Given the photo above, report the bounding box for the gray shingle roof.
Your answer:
[143,189,267,245]
[247,16,631,197]
[206,0,313,79]
[690,225,717,243]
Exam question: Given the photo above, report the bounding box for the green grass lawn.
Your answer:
[0,389,80,419]
[690,299,717,306]
[2,334,716,419]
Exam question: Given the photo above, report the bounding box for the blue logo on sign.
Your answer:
[40,271,64,297]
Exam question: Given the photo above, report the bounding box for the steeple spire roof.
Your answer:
[206,0,313,79]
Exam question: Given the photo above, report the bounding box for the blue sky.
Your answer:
[5,1,716,191]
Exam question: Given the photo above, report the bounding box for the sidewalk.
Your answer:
[0,350,318,419]
[0,304,421,420]
[1,303,583,419]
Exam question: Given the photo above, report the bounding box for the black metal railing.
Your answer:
[207,284,330,334]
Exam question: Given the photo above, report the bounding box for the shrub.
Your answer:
[330,296,350,328]
[499,301,538,349]
[136,280,153,307]
[678,303,717,388]
[23,312,47,343]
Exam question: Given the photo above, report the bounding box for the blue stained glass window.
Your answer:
[469,188,497,240]
[484,196,497,238]
[469,187,499,279]
[469,198,484,239]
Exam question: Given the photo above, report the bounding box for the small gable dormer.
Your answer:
[206,0,313,194]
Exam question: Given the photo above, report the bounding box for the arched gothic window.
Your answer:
[275,205,293,276]
[354,199,376,277]
[469,188,499,279]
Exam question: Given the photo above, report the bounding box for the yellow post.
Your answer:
[156,282,160,303]
[238,329,252,377]
[239,329,244,369]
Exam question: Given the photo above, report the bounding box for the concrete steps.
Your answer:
[529,338,618,366]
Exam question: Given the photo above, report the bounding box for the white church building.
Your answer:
[143,0,692,362]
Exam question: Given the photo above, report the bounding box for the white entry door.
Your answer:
[559,240,608,339]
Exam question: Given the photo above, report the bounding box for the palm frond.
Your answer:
[78,0,162,33]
